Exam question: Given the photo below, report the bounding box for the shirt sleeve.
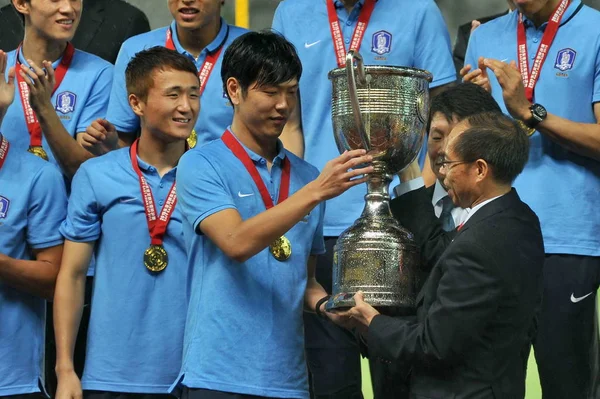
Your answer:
[593,38,600,104]
[27,163,67,249]
[176,151,237,232]
[75,64,113,133]
[464,27,480,70]
[60,165,101,242]
[413,1,456,88]
[106,43,139,134]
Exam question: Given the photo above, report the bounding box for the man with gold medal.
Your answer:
[174,31,373,399]
[0,0,113,178]
[53,47,199,399]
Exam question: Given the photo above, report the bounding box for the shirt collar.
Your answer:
[334,0,365,8]
[432,180,449,206]
[226,128,286,166]
[17,44,65,69]
[135,154,154,172]
[520,0,581,29]
[169,18,230,57]
[463,194,504,224]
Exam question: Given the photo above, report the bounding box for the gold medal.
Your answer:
[187,129,197,149]
[269,235,292,261]
[28,145,49,161]
[517,120,536,137]
[144,244,168,272]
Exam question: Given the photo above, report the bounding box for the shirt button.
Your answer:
[159,183,164,188]
[159,200,164,206]
[260,159,266,164]
[346,21,352,26]
[532,38,539,43]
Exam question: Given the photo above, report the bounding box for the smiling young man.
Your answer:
[82,0,247,155]
[174,31,373,399]
[0,0,112,178]
[0,50,67,399]
[462,0,600,397]
[53,47,199,399]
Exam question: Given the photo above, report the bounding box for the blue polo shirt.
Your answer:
[0,48,113,168]
[0,136,67,396]
[107,20,248,146]
[465,0,600,256]
[60,147,188,393]
[174,133,325,398]
[273,0,456,236]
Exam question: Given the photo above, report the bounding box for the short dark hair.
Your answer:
[430,83,502,125]
[125,46,198,100]
[453,112,529,184]
[221,30,302,99]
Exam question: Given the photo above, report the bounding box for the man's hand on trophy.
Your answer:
[333,291,380,331]
[460,56,491,93]
[309,149,373,201]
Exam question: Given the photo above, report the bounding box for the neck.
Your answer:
[526,0,562,27]
[230,119,278,163]
[469,184,511,208]
[175,18,221,58]
[137,133,185,177]
[21,30,67,66]
[342,0,360,13]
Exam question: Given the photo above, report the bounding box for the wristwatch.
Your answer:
[525,103,547,128]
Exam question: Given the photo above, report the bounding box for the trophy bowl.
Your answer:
[326,51,432,311]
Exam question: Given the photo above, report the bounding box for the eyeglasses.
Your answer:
[437,159,475,172]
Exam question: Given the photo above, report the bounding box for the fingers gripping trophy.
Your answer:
[326,51,432,310]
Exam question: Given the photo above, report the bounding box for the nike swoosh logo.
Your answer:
[238,191,254,198]
[570,292,594,303]
[304,40,321,48]
[119,198,137,203]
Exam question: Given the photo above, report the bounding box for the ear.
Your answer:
[226,77,241,107]
[12,0,29,17]
[474,159,489,182]
[129,93,144,117]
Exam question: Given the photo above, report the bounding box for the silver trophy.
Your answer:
[326,51,432,310]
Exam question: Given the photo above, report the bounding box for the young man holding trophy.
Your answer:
[174,31,372,399]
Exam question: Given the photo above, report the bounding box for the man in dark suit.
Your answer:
[0,0,149,63]
[335,111,545,399]
[368,83,504,399]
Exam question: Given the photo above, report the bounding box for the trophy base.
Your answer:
[325,290,416,312]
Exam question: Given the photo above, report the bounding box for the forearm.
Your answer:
[536,114,600,161]
[280,124,304,158]
[36,105,93,177]
[0,253,59,299]
[304,277,329,312]
[53,267,86,374]
[214,183,322,262]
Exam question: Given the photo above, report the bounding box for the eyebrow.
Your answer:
[164,85,200,92]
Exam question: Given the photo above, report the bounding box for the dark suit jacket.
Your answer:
[452,12,508,79]
[0,0,149,63]
[368,187,544,399]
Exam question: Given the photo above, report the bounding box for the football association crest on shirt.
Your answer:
[554,48,576,71]
[55,91,76,114]
[0,196,9,219]
[372,30,392,55]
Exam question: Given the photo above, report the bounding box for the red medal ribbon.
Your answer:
[15,42,75,148]
[326,0,376,68]
[129,139,178,246]
[165,27,223,96]
[0,135,9,171]
[221,130,291,209]
[517,0,570,102]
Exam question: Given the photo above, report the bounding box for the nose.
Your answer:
[58,0,77,14]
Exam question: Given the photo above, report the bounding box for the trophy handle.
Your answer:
[345,51,370,151]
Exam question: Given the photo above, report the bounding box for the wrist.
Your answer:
[34,102,56,120]
[55,364,75,376]
[315,295,331,318]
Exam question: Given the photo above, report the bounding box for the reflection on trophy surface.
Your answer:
[326,51,432,311]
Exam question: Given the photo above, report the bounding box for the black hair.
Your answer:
[221,30,302,100]
[453,112,529,184]
[125,46,198,100]
[430,82,502,125]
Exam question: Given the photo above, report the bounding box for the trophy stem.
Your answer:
[360,161,394,221]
